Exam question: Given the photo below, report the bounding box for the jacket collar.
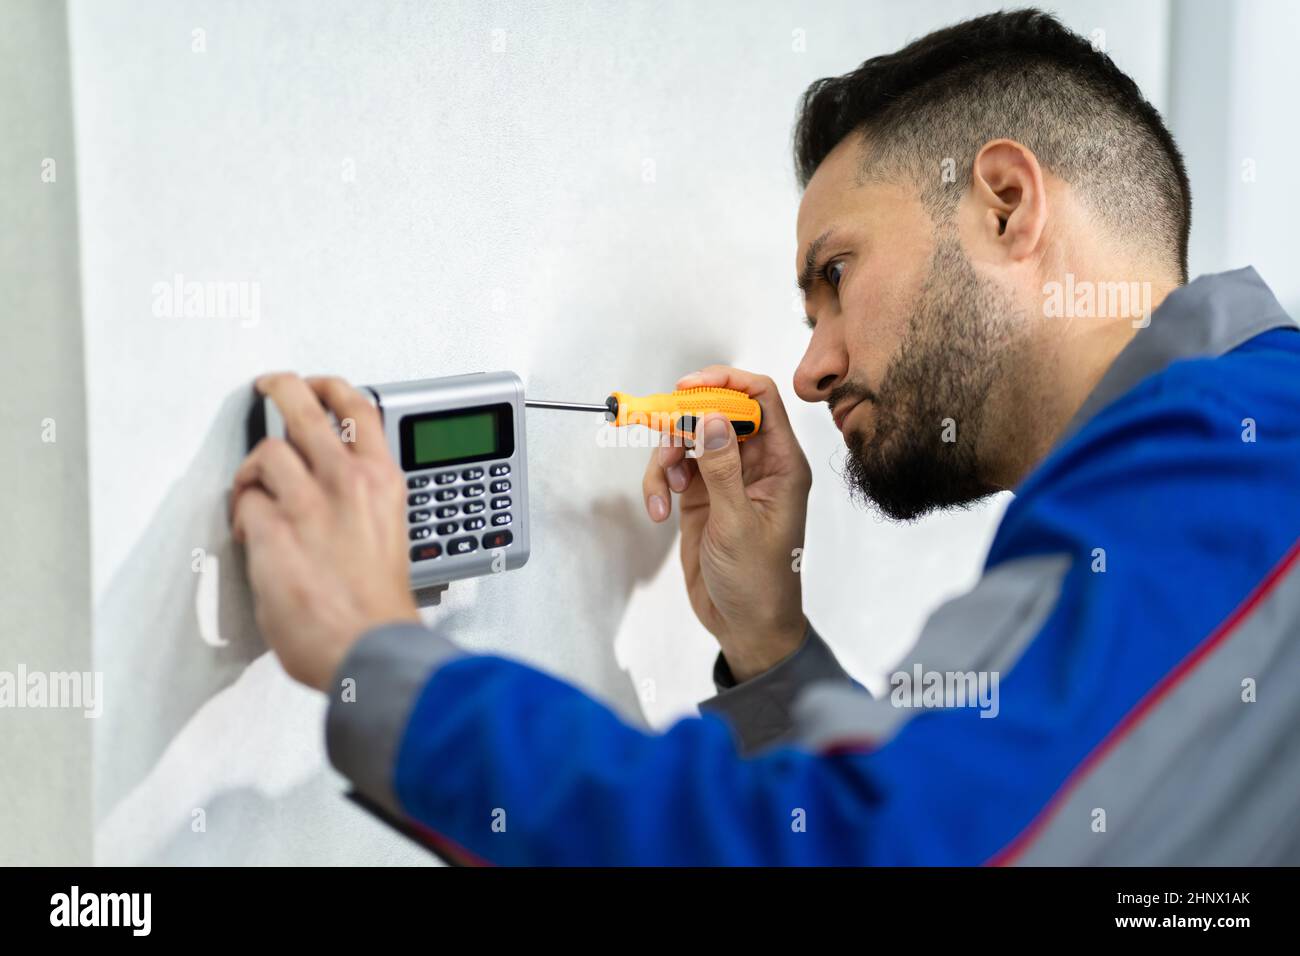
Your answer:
[1057,266,1297,445]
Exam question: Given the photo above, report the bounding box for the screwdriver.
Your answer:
[526,387,762,443]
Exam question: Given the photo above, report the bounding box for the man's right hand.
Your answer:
[642,366,812,683]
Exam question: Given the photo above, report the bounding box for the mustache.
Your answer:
[827,381,878,417]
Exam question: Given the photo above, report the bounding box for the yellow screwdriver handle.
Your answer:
[608,387,762,443]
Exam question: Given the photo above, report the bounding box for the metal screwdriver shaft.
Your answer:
[525,396,620,421]
[524,399,610,413]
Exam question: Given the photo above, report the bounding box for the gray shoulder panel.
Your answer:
[1058,266,1297,446]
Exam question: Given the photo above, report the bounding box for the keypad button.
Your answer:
[490,480,511,494]
[409,509,431,524]
[407,475,430,489]
[490,496,511,510]
[447,536,478,555]
[462,484,485,498]
[410,543,442,561]
[409,526,433,541]
[436,521,458,535]
[435,505,458,519]
[461,467,484,480]
[489,463,510,477]
[435,472,456,485]
[463,516,485,531]
[434,488,457,502]
[491,512,512,526]
[462,500,485,515]
[408,492,430,506]
[483,530,513,549]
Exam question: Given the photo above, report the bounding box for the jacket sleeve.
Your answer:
[325,619,894,865]
[697,621,861,755]
[324,534,1085,867]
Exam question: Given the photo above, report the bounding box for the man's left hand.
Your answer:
[230,373,419,692]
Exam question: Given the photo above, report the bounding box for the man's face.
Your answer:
[793,136,1024,520]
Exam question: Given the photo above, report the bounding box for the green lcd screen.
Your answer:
[411,411,498,466]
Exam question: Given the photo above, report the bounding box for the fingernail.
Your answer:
[702,418,731,451]
[648,494,668,521]
[667,463,687,491]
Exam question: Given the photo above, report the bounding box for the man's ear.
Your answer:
[970,139,1047,261]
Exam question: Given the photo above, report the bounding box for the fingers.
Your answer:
[676,365,795,437]
[232,436,318,522]
[233,372,378,534]
[691,414,752,531]
[659,441,696,493]
[307,376,387,462]
[231,484,287,548]
[256,372,347,478]
[642,446,671,522]
[643,436,700,522]
[231,487,305,621]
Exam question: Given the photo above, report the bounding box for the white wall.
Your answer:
[1168,0,1300,315]
[0,0,92,866]
[44,0,1175,864]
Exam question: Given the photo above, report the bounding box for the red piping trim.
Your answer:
[408,818,495,867]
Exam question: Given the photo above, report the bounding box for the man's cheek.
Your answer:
[847,311,903,379]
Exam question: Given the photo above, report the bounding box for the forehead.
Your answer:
[795,135,919,264]
[797,135,868,232]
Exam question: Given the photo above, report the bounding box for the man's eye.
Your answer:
[823,260,845,290]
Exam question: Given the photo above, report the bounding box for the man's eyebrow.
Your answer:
[797,230,833,294]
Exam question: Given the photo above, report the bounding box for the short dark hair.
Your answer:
[793,8,1191,281]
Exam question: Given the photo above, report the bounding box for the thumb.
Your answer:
[693,414,751,529]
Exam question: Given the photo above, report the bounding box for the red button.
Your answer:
[410,543,443,562]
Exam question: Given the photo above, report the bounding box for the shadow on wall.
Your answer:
[467,489,675,723]
[129,769,436,866]
[95,388,263,820]
[94,384,682,829]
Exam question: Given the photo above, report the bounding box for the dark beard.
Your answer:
[840,236,1020,521]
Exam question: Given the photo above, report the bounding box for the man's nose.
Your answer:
[794,325,847,404]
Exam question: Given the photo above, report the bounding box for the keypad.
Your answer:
[405,458,518,561]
